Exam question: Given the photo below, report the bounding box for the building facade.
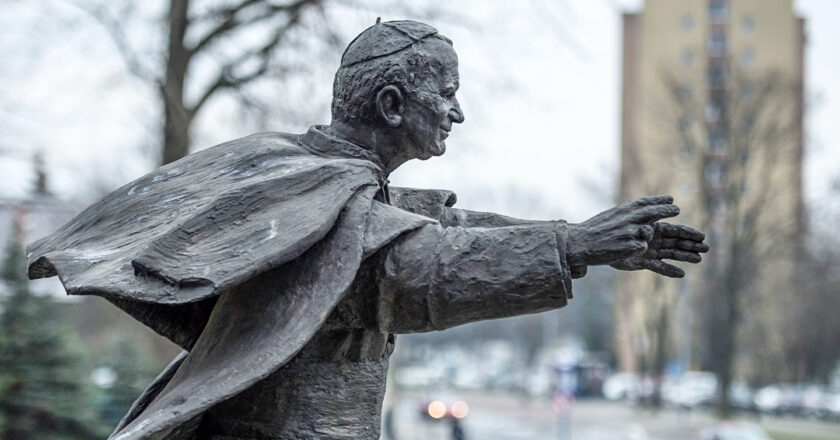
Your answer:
[618,0,804,381]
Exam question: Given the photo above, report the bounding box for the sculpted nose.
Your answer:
[449,100,465,124]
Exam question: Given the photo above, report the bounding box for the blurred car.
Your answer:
[662,371,717,408]
[728,380,754,410]
[523,367,553,397]
[800,385,828,418]
[696,421,771,440]
[660,372,752,410]
[602,372,640,401]
[753,385,783,414]
[824,390,840,420]
[418,396,470,421]
[753,384,805,415]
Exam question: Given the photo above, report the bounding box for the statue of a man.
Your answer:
[26,20,707,440]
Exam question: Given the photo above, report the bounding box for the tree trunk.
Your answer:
[709,246,742,419]
[161,0,191,165]
[651,306,669,408]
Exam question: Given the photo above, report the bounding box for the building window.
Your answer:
[679,146,693,163]
[674,85,694,103]
[681,49,695,68]
[708,63,726,88]
[681,16,695,34]
[708,29,726,55]
[741,16,755,34]
[709,0,728,23]
[739,83,754,98]
[709,196,724,213]
[740,150,750,165]
[709,130,727,153]
[679,117,692,134]
[740,50,754,68]
[705,102,722,122]
[741,115,754,132]
[705,162,724,186]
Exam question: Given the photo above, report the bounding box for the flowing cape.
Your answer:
[26,132,436,439]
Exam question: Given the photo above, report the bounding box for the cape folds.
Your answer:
[25,132,436,439]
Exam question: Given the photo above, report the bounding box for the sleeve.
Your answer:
[439,207,553,228]
[375,221,573,333]
[387,186,551,228]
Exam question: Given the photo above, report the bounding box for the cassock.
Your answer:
[27,125,574,439]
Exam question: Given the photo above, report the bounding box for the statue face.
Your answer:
[400,42,464,159]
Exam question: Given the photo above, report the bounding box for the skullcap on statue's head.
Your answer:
[340,19,442,67]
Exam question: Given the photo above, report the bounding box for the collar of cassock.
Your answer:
[299,125,391,204]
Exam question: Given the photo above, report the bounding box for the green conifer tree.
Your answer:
[95,332,158,430]
[0,233,103,439]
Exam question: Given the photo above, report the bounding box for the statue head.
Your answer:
[330,20,464,171]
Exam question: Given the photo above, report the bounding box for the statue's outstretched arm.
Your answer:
[375,195,707,333]
[376,221,572,333]
[442,196,707,278]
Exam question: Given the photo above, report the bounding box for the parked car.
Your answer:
[824,390,840,420]
[418,396,470,421]
[662,371,717,408]
[602,372,640,401]
[800,385,829,419]
[754,384,805,415]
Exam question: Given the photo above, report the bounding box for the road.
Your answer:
[385,390,840,440]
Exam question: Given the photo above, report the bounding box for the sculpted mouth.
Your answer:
[439,126,451,139]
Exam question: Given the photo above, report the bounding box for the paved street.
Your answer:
[387,391,840,440]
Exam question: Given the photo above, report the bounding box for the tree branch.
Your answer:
[60,0,160,83]
[189,5,306,114]
[189,0,318,56]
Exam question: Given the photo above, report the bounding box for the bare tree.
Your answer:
[70,0,341,165]
[787,190,840,383]
[663,68,803,416]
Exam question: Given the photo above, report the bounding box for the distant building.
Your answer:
[618,0,804,381]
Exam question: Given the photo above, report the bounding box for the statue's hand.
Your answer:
[567,195,680,269]
[610,222,709,278]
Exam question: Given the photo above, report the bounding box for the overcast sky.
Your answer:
[1,0,837,223]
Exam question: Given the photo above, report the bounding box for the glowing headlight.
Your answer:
[427,400,446,419]
[451,400,469,419]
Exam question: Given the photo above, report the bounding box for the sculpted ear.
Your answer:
[376,85,404,128]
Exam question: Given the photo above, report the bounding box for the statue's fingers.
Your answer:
[659,238,710,253]
[606,239,648,263]
[644,259,685,278]
[639,224,654,241]
[613,195,674,216]
[610,258,643,272]
[629,195,674,207]
[657,249,702,263]
[615,224,650,241]
[655,223,705,241]
[628,204,680,224]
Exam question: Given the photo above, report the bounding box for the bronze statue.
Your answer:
[26,20,708,439]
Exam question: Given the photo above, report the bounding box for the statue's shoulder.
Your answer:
[200,131,381,175]
[389,187,457,220]
[199,131,306,157]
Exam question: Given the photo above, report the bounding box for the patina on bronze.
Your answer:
[26,20,708,440]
